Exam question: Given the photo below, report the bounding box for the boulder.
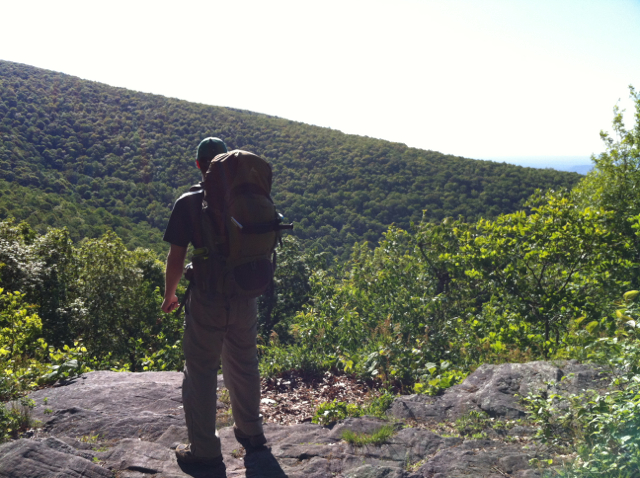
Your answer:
[389,360,609,422]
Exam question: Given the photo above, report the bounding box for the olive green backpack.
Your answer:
[189,149,293,298]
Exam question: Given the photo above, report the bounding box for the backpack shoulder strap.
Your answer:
[185,185,204,249]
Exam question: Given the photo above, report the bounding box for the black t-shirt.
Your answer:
[163,187,203,248]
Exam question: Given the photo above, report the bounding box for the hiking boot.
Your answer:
[233,427,267,453]
[175,444,225,468]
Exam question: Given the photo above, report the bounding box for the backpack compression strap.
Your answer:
[239,221,294,234]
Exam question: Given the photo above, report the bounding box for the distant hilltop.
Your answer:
[487,156,594,175]
[566,164,593,175]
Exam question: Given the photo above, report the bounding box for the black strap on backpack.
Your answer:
[176,184,205,315]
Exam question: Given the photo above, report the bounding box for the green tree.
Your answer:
[286,221,471,385]
[458,192,630,358]
[67,232,164,368]
[575,86,640,273]
[257,236,325,343]
[30,228,74,347]
[0,288,47,400]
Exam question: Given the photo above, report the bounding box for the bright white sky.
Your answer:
[1,0,639,165]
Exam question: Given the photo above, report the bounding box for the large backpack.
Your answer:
[189,150,293,298]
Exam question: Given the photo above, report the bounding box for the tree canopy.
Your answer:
[0,60,580,259]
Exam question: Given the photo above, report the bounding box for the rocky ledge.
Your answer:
[0,361,609,478]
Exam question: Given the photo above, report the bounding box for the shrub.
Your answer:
[312,400,362,426]
[361,390,395,418]
[0,397,35,443]
[523,291,640,477]
[312,390,396,427]
[0,288,48,400]
[413,363,467,396]
[454,410,490,438]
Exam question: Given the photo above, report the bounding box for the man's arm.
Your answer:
[161,244,188,313]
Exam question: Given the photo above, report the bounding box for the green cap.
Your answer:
[197,137,228,162]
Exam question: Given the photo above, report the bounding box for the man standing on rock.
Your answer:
[161,137,266,470]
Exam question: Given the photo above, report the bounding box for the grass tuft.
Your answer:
[341,425,395,446]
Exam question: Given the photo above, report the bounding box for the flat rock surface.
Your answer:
[0,362,605,477]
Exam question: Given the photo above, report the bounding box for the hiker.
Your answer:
[161,137,270,470]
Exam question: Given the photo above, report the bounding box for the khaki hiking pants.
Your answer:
[182,289,263,459]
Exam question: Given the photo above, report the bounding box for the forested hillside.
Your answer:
[0,60,580,258]
[0,180,164,254]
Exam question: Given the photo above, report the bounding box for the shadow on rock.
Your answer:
[244,449,288,478]
[177,461,227,478]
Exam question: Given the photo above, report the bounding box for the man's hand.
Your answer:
[162,294,180,313]
[162,244,188,314]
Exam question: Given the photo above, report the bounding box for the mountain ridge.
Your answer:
[0,60,581,257]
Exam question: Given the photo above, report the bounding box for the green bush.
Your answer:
[312,400,362,426]
[41,342,93,383]
[523,291,640,477]
[312,391,396,427]
[413,363,468,396]
[0,288,48,400]
[258,344,329,378]
[142,335,183,371]
[454,410,490,438]
[361,390,395,418]
[0,397,35,443]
